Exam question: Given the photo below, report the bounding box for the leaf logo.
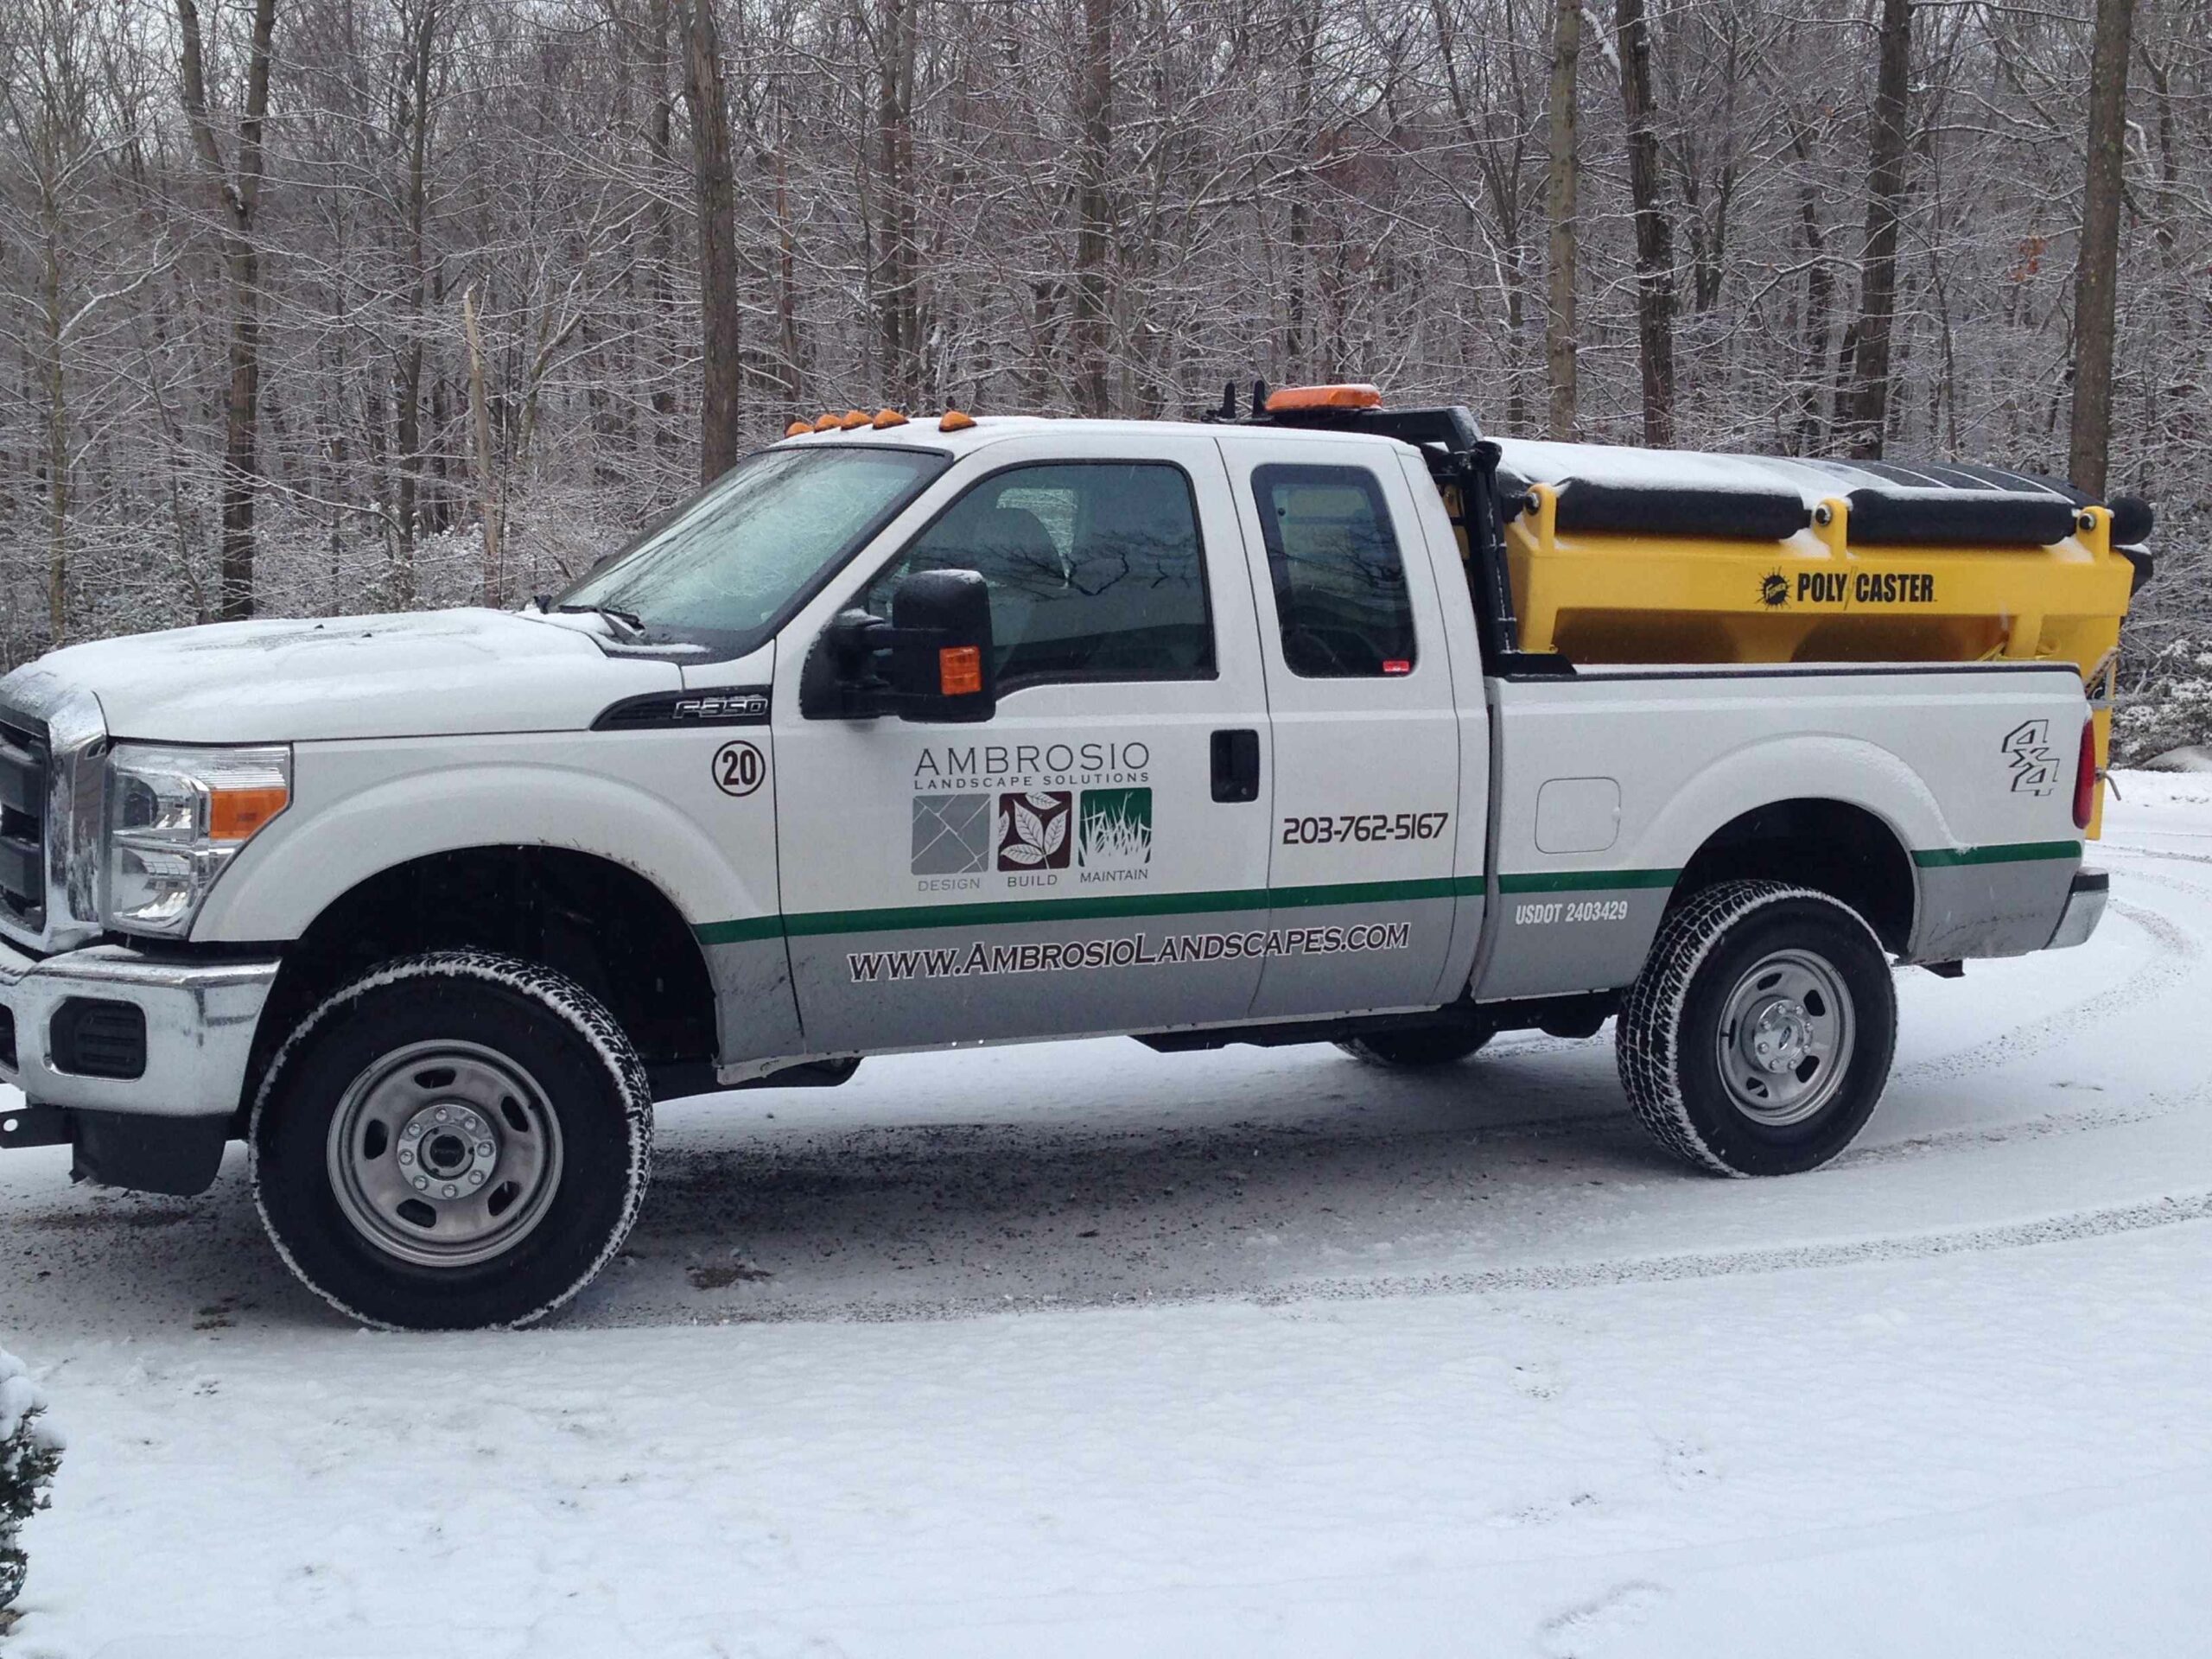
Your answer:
[997,790,1071,870]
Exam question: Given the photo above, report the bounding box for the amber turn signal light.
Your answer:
[938,645,982,696]
[210,785,289,842]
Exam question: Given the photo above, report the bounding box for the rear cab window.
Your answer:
[1250,464,1418,677]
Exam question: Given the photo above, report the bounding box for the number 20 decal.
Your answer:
[712,740,766,798]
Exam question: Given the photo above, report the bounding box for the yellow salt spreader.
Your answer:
[1488,440,2153,836]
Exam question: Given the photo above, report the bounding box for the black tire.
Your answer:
[251,950,652,1330]
[1617,880,1896,1177]
[1336,1024,1492,1070]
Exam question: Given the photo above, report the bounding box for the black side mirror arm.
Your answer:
[798,609,896,720]
[797,569,996,723]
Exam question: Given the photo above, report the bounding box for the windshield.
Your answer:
[559,444,949,655]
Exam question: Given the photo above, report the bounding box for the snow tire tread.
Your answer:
[251,950,654,1331]
[1616,880,1889,1178]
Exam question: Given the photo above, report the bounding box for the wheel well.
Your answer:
[244,847,717,1118]
[1672,799,1915,954]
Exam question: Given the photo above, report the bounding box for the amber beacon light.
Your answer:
[1265,383,1383,412]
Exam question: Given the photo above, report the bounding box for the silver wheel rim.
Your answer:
[325,1039,564,1268]
[1713,947,1856,1128]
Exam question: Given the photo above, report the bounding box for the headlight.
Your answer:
[105,744,290,937]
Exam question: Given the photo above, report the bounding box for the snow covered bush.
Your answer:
[0,1350,63,1611]
[2114,638,2212,764]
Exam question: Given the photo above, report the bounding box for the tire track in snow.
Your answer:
[654,1185,2212,1327]
[1894,899,2199,1086]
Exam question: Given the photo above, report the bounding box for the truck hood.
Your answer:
[15,609,683,743]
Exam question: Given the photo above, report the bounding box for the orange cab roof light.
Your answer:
[811,412,841,431]
[939,409,976,432]
[784,420,812,438]
[838,409,871,429]
[1265,383,1383,413]
[873,408,909,429]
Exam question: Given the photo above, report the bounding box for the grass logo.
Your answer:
[1079,787,1153,868]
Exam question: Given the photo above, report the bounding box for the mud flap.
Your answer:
[71,1110,231,1196]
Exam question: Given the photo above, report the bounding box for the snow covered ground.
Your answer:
[5,773,2212,1656]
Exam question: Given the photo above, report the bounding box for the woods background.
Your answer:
[2,0,2207,749]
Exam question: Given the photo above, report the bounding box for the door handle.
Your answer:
[1211,728,1260,803]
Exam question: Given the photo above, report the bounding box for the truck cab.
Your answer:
[0,399,2116,1327]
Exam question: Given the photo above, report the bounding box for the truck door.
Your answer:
[769,430,1277,1054]
[1218,435,1465,1019]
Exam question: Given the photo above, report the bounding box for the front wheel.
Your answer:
[252,951,652,1329]
[1617,881,1896,1176]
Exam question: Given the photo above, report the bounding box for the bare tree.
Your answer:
[679,0,741,479]
[2068,0,2137,494]
[1543,0,1579,438]
[1836,0,1912,459]
[0,0,2203,694]
[1616,0,1675,444]
[1071,0,1116,416]
[175,0,277,620]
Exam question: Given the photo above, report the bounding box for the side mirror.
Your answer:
[887,569,995,723]
[797,569,995,722]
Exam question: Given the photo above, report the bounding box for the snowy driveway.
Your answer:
[4,775,2212,1655]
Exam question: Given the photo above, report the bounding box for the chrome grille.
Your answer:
[0,710,47,935]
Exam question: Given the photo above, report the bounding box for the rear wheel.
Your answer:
[1617,881,1896,1176]
[252,951,652,1329]
[1336,1024,1492,1070]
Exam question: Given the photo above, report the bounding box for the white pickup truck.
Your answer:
[0,398,2110,1327]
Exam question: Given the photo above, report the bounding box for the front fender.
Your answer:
[194,749,766,944]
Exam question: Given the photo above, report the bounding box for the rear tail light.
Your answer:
[2072,718,2098,830]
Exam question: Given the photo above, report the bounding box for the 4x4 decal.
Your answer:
[2001,718,2062,796]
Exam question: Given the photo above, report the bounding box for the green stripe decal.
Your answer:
[695,874,1484,945]
[1911,840,2082,869]
[693,915,785,947]
[1495,868,1679,894]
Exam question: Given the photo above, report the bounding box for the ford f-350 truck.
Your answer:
[0,395,2114,1327]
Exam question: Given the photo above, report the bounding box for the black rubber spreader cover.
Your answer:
[1552,480,1811,543]
[1845,487,2078,548]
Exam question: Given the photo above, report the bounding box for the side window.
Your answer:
[863,462,1215,690]
[1252,464,1417,677]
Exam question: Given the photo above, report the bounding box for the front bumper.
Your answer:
[2046,867,2109,950]
[0,938,277,1118]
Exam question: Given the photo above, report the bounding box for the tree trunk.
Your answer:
[1836,0,1912,459]
[462,285,502,604]
[175,0,277,621]
[391,0,437,607]
[645,0,679,454]
[1281,0,1321,378]
[1071,0,1116,416]
[1789,118,1834,455]
[43,224,66,643]
[874,0,921,407]
[2066,0,2135,495]
[1615,0,1675,445]
[1542,0,1580,440]
[679,0,742,480]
